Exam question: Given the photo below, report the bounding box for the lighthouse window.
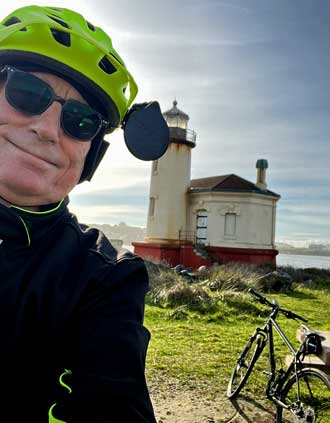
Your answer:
[149,197,155,217]
[224,213,236,237]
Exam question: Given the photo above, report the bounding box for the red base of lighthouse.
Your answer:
[132,242,278,269]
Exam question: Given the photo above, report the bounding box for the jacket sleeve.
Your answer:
[57,256,157,423]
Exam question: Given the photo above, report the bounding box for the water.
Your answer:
[277,253,330,269]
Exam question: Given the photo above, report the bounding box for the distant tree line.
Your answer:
[277,242,330,257]
[89,222,146,247]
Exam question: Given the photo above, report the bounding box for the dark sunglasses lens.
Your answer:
[62,101,101,140]
[6,72,53,114]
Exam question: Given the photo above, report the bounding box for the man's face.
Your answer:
[0,71,91,207]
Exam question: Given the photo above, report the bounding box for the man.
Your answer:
[0,5,168,423]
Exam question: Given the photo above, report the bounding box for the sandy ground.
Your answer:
[148,376,277,423]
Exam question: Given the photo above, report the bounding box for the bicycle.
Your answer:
[227,287,330,422]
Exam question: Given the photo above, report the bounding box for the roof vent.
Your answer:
[256,158,268,170]
[256,158,268,190]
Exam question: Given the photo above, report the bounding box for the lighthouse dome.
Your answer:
[163,100,189,128]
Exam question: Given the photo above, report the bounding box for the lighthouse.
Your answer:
[145,100,196,244]
[132,101,197,265]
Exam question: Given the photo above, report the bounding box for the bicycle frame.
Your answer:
[253,306,306,410]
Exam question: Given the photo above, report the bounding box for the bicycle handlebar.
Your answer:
[248,288,308,322]
[282,310,308,322]
[248,288,273,307]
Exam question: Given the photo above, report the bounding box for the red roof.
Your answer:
[189,174,280,197]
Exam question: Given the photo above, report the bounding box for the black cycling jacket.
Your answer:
[0,197,157,423]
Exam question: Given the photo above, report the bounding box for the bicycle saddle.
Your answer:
[300,324,326,341]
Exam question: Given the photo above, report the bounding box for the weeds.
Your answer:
[276,265,330,289]
[145,261,330,316]
[207,263,261,292]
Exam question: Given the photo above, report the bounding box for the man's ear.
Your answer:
[121,101,170,161]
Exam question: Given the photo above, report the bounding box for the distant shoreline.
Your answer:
[278,250,330,257]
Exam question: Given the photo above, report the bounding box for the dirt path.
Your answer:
[148,376,277,423]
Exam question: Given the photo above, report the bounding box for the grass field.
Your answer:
[144,280,330,399]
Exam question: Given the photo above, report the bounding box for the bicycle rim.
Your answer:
[227,334,263,399]
[279,368,330,423]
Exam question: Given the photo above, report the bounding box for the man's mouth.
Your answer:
[6,138,59,167]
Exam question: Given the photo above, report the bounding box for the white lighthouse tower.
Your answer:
[144,100,196,244]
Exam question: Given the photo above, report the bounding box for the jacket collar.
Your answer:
[0,197,69,249]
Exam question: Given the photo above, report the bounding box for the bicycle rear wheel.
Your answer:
[227,333,264,399]
[278,368,330,422]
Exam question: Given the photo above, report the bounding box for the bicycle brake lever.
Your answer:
[284,310,308,322]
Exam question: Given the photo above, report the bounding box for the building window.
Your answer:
[224,213,236,237]
[149,197,155,217]
[152,160,158,173]
[196,210,208,244]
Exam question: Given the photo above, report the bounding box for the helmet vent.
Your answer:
[109,52,124,67]
[99,56,116,75]
[3,16,26,32]
[50,28,71,47]
[86,21,96,31]
[47,15,69,29]
[47,7,63,13]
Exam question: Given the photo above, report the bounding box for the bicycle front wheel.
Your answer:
[278,368,330,423]
[227,333,264,399]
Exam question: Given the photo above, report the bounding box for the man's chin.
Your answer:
[0,186,57,209]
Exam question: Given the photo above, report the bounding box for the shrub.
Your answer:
[150,279,216,311]
[254,270,293,293]
[276,266,330,289]
[145,262,181,290]
[206,263,260,292]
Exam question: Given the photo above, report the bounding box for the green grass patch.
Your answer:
[145,285,330,398]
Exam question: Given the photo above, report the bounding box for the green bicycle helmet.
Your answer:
[0,5,138,181]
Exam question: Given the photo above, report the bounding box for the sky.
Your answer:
[1,0,330,247]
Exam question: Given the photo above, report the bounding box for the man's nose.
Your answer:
[29,102,62,143]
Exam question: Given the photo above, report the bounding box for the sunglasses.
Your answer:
[0,66,110,141]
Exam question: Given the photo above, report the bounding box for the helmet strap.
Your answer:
[79,137,109,183]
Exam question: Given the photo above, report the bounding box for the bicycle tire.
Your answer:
[277,367,330,423]
[227,333,264,399]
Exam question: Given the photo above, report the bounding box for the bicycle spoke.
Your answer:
[280,369,330,423]
[227,335,263,399]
